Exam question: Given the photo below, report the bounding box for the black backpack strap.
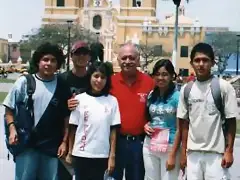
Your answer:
[24,74,36,118]
[183,81,194,119]
[210,76,224,117]
[184,81,194,108]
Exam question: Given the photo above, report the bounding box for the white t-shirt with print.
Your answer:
[69,92,121,158]
[177,78,238,153]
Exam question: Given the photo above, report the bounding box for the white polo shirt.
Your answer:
[69,92,121,158]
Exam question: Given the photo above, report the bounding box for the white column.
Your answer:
[104,37,108,61]
[108,41,111,61]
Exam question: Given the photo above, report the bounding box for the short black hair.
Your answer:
[190,42,215,62]
[30,42,65,73]
[87,61,112,96]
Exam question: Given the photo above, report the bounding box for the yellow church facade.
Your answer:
[42,0,205,74]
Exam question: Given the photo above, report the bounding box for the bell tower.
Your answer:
[120,0,157,16]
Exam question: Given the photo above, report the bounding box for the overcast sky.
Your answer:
[0,0,239,41]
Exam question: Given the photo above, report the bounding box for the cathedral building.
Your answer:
[43,0,207,74]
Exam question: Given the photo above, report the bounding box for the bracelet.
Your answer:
[7,122,15,128]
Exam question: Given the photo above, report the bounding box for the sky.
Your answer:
[0,0,240,41]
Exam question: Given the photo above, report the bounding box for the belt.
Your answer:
[119,134,145,141]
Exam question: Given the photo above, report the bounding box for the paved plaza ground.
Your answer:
[0,76,240,179]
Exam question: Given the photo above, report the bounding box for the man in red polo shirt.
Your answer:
[111,43,154,180]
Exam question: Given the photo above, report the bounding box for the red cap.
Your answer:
[71,41,89,53]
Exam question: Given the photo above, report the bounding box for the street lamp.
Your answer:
[66,20,73,71]
[142,19,152,70]
[172,0,181,68]
[236,34,240,75]
[7,33,13,63]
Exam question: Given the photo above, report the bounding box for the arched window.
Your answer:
[92,15,102,30]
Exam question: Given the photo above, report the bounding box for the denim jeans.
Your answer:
[112,135,145,180]
[15,148,58,180]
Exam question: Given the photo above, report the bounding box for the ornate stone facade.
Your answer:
[43,0,206,72]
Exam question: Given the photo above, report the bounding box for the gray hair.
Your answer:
[118,42,140,56]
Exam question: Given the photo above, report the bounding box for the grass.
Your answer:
[0,92,8,103]
[0,78,15,83]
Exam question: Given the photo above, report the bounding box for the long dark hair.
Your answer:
[87,61,112,96]
[149,59,177,104]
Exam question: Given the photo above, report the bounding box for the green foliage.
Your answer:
[138,43,171,69]
[19,24,98,63]
[105,61,114,75]
[205,31,239,74]
[0,92,8,103]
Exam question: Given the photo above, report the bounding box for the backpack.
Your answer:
[4,74,36,159]
[183,76,227,138]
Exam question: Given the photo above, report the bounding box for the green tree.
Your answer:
[19,24,98,63]
[105,61,114,75]
[138,43,171,70]
[205,31,239,74]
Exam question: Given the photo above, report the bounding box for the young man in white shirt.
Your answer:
[177,43,237,180]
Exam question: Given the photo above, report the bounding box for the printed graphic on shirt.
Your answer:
[148,90,179,144]
[137,93,148,103]
[69,92,121,158]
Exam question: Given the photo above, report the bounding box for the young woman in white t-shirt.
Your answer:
[66,62,121,180]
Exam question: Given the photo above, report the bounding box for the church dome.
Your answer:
[162,15,194,26]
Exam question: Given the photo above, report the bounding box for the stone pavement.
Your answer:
[0,80,240,179]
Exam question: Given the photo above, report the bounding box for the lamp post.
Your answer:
[142,19,152,70]
[7,33,12,63]
[172,0,181,68]
[66,20,73,71]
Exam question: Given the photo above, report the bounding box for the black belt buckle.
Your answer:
[126,135,135,141]
[120,134,145,141]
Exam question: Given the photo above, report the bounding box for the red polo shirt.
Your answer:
[111,71,154,135]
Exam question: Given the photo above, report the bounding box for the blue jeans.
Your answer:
[112,135,145,180]
[15,148,58,180]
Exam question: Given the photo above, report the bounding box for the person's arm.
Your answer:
[65,99,80,163]
[5,107,18,145]
[225,118,236,154]
[109,127,117,160]
[58,87,75,157]
[180,118,189,158]
[3,76,25,145]
[108,98,121,174]
[68,125,77,155]
[176,85,189,171]
[58,116,69,158]
[221,82,238,168]
[169,119,182,156]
